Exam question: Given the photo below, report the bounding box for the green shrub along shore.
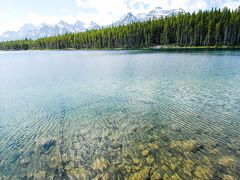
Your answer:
[0,7,240,50]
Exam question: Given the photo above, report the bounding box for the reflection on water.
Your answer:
[0,50,240,179]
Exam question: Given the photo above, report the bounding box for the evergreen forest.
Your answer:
[0,7,240,50]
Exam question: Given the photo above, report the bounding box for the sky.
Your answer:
[0,0,239,34]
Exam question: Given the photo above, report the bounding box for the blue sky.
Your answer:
[0,0,239,34]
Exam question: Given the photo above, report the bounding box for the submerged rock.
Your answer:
[171,173,182,180]
[125,165,132,173]
[130,167,150,179]
[27,172,34,179]
[0,175,7,180]
[68,168,89,179]
[151,171,161,180]
[133,158,143,171]
[183,159,194,177]
[169,163,177,171]
[146,155,154,164]
[139,144,145,150]
[134,165,142,171]
[92,157,109,171]
[102,173,110,180]
[73,155,81,165]
[182,140,204,152]
[20,158,31,166]
[34,171,47,180]
[50,155,62,172]
[148,143,159,150]
[64,165,71,172]
[36,138,57,154]
[223,174,236,180]
[210,148,220,156]
[133,158,141,165]
[162,165,168,173]
[171,125,182,132]
[170,140,204,153]
[218,156,236,168]
[202,156,212,167]
[142,150,149,157]
[62,154,69,164]
[194,166,212,179]
[110,143,122,149]
[168,157,180,171]
[50,155,61,169]
[163,173,171,180]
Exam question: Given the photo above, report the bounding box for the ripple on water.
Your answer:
[0,51,240,179]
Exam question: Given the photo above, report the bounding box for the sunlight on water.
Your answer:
[0,50,239,179]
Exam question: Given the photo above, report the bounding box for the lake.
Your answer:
[0,50,239,179]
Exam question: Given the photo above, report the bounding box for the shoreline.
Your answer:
[1,46,240,51]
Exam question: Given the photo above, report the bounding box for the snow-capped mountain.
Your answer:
[112,13,138,26]
[136,13,147,20]
[73,21,85,32]
[0,31,19,41]
[0,20,101,41]
[112,7,185,26]
[85,22,101,30]
[18,24,37,37]
[0,7,184,42]
[144,7,185,20]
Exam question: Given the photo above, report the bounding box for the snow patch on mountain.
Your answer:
[114,7,185,26]
[112,12,138,26]
[0,20,101,41]
[85,21,101,30]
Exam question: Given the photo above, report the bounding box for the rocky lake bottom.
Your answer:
[0,50,239,179]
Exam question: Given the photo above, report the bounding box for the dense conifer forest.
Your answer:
[0,7,240,50]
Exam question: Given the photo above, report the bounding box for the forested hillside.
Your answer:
[0,7,240,50]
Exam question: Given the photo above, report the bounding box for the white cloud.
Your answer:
[25,0,240,27]
[25,11,106,27]
[73,0,211,25]
[0,0,239,34]
[0,20,23,34]
[27,12,60,25]
[74,0,185,25]
[0,12,7,18]
[75,0,207,14]
[73,0,240,27]
[75,0,129,21]
[222,0,240,9]
[76,0,240,15]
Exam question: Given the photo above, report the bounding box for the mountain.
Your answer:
[0,20,101,41]
[85,21,101,30]
[0,31,19,41]
[112,7,185,26]
[73,21,85,32]
[112,12,138,26]
[17,24,38,38]
[136,13,147,20]
[0,7,184,42]
[144,7,185,20]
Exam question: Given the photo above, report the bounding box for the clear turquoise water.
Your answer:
[0,50,239,179]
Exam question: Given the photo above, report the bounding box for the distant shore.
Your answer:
[1,46,240,51]
[148,45,240,50]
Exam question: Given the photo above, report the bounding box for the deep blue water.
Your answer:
[0,50,239,179]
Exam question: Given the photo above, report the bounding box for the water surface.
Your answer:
[0,50,239,179]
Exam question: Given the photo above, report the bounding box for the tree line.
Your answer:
[0,7,240,50]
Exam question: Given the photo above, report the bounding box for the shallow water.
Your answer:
[0,50,239,179]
